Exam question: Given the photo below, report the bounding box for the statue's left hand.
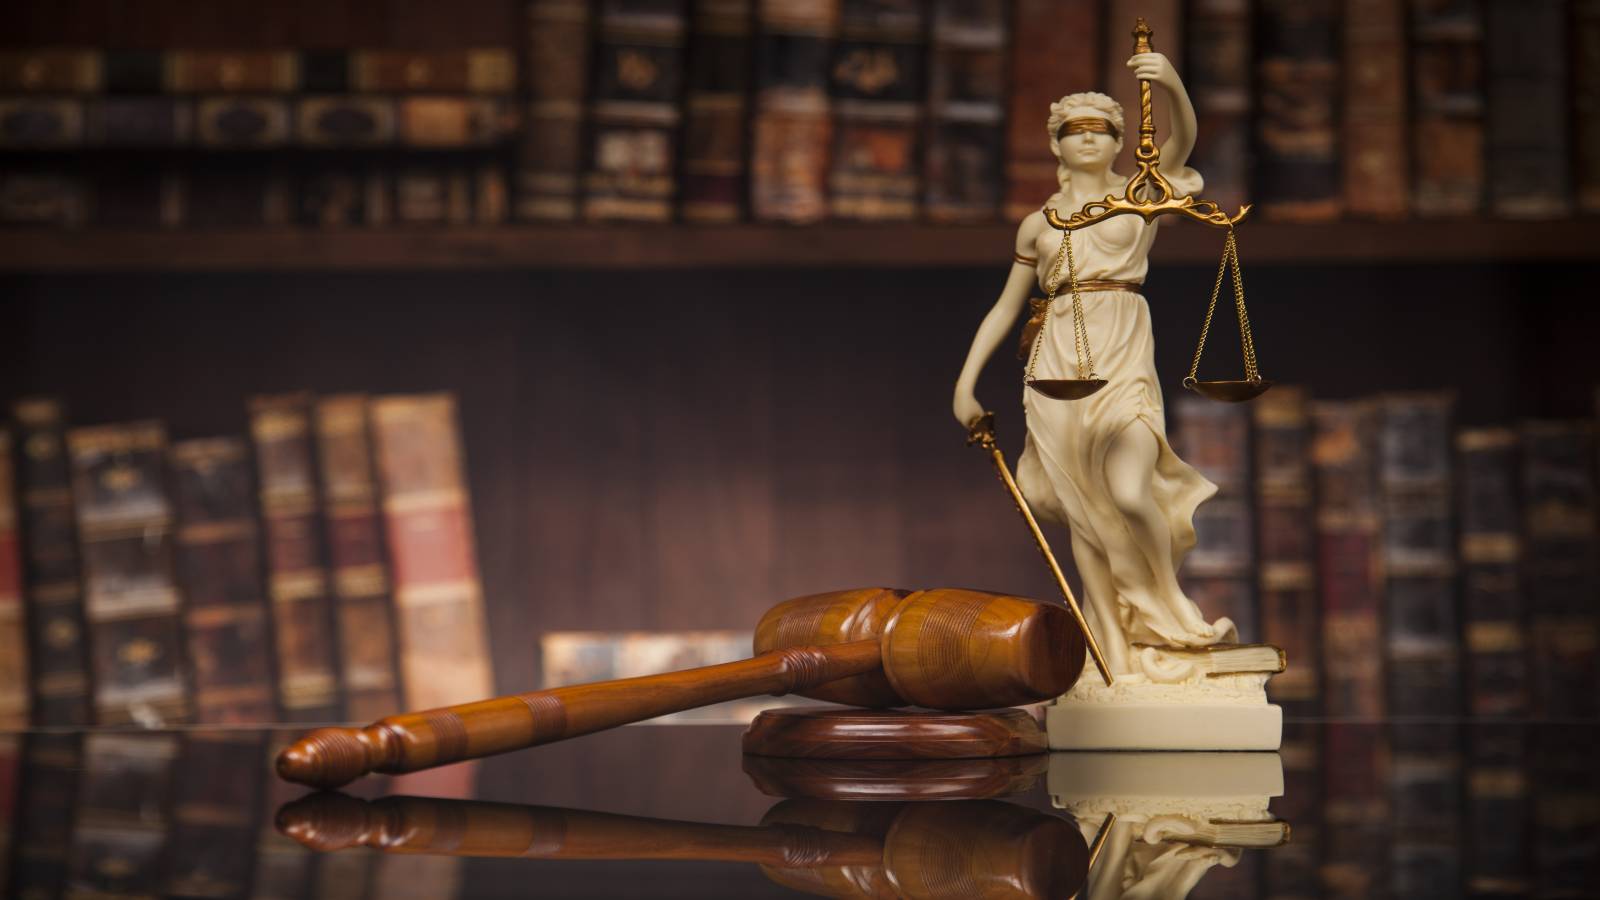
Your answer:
[1126,52,1178,90]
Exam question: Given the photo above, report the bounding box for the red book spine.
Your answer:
[1004,0,1101,221]
[0,429,30,728]
[1312,400,1384,719]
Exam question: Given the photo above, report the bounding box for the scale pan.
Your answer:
[1186,379,1273,402]
[1026,378,1108,400]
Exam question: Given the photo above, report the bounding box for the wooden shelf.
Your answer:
[0,220,1595,271]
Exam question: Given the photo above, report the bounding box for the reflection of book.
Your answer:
[6,734,82,898]
[68,734,178,897]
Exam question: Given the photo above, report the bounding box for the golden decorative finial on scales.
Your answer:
[1029,17,1271,404]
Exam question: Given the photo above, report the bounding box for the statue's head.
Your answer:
[1048,92,1124,186]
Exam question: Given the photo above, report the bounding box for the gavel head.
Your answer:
[754,588,1085,710]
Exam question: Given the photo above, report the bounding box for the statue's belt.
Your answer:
[1018,281,1144,360]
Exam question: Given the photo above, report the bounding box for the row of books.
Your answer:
[1170,386,1600,724]
[0,393,494,730]
[3,0,1598,228]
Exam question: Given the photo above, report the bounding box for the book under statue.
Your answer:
[954,18,1285,751]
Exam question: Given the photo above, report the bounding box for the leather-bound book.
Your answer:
[1519,421,1600,719]
[182,167,293,227]
[518,0,594,221]
[11,399,91,727]
[397,96,515,147]
[296,96,399,147]
[87,97,196,145]
[751,0,839,222]
[1185,0,1250,216]
[349,49,517,93]
[89,163,185,228]
[1343,0,1409,219]
[162,51,300,92]
[1410,0,1485,216]
[393,164,474,224]
[1173,396,1256,641]
[583,0,690,221]
[1486,0,1570,218]
[682,0,754,222]
[1005,0,1100,221]
[0,429,31,729]
[1378,393,1460,720]
[315,395,404,723]
[923,0,1006,222]
[249,394,343,723]
[1252,386,1320,715]
[4,734,82,899]
[0,98,86,148]
[163,733,263,898]
[1579,0,1600,213]
[826,0,925,221]
[1311,400,1383,719]
[103,51,164,94]
[66,734,177,897]
[195,97,292,147]
[66,422,191,726]
[1255,0,1342,221]
[1457,428,1527,717]
[1103,0,1181,176]
[370,393,494,710]
[0,49,104,92]
[297,169,391,227]
[169,438,278,724]
[0,172,89,227]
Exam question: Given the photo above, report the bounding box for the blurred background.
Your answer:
[0,0,1597,734]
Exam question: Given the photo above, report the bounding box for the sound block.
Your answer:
[741,706,1047,759]
[743,754,1048,801]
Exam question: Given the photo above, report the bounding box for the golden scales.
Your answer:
[1025,18,1270,404]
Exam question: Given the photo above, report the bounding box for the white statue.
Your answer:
[953,49,1282,750]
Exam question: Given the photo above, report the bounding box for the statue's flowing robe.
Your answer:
[1015,166,1238,654]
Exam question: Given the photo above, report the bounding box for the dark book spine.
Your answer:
[1174,395,1257,641]
[393,164,475,225]
[1379,392,1460,719]
[518,0,594,221]
[1313,400,1383,719]
[195,96,293,147]
[1343,0,1409,218]
[1255,0,1343,221]
[0,430,31,729]
[923,0,1006,222]
[349,49,517,93]
[182,167,292,227]
[295,95,399,147]
[68,734,177,897]
[66,421,191,726]
[87,97,196,145]
[296,168,391,227]
[1253,386,1320,715]
[1003,0,1100,220]
[169,437,278,724]
[1388,721,1464,897]
[1486,0,1571,218]
[249,395,343,723]
[1464,722,1531,895]
[315,395,404,723]
[0,98,86,148]
[1457,427,1528,717]
[371,393,494,710]
[1579,0,1600,214]
[826,0,924,221]
[583,0,689,221]
[681,0,753,222]
[89,164,185,228]
[1186,0,1251,218]
[163,733,264,898]
[0,49,104,92]
[11,399,92,727]
[751,0,839,223]
[1322,723,1391,897]
[3,734,81,899]
[1263,722,1323,898]
[1531,724,1598,896]
[0,172,89,227]
[1410,0,1486,216]
[1519,421,1600,719]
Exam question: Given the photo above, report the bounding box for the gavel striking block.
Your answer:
[277,587,1086,789]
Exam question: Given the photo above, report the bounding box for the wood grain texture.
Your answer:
[741,707,1047,759]
[740,752,1047,800]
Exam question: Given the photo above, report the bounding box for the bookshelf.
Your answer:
[0,220,1597,271]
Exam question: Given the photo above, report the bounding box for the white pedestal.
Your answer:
[1045,669,1283,751]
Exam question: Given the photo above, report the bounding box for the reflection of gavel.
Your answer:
[278,588,1085,789]
[277,793,1090,899]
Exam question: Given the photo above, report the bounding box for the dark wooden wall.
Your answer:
[3,259,1597,692]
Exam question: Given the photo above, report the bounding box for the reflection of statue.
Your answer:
[953,43,1283,750]
[953,52,1230,681]
[1050,752,1288,900]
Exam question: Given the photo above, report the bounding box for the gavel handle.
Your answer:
[277,640,883,789]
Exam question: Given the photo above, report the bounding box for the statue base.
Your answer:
[1045,668,1283,751]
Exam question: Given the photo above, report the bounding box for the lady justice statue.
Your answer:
[952,26,1281,750]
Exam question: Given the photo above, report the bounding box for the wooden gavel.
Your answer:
[277,587,1086,789]
[276,792,1090,899]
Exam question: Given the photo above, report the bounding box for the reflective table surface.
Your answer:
[2,719,1596,898]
